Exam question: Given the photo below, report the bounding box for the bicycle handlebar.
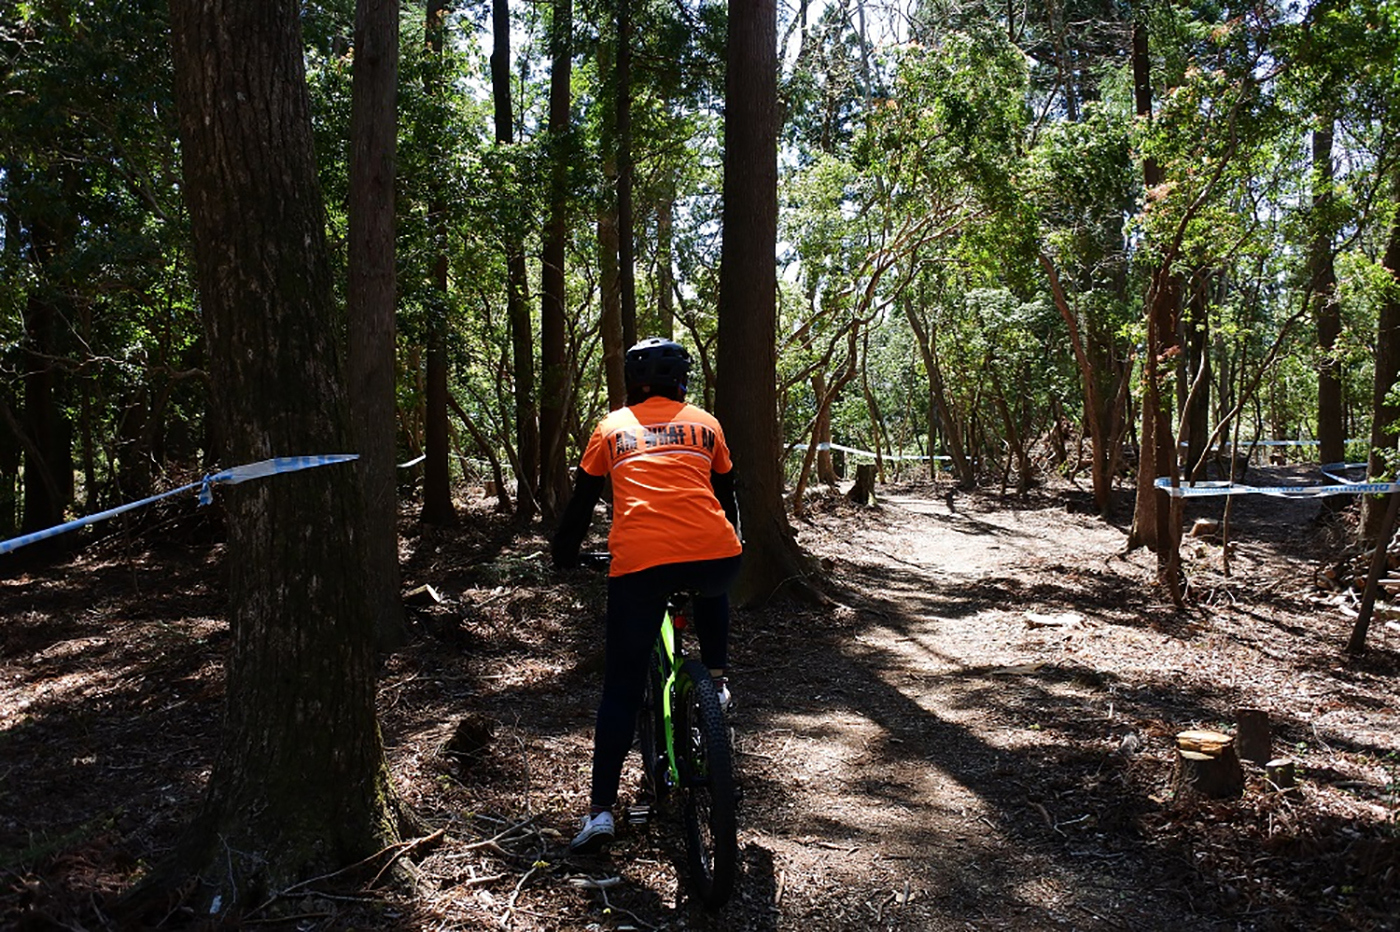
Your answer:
[577,551,611,571]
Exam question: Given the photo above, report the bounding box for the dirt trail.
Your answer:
[2,472,1398,930]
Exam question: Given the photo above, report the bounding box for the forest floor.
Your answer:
[2,464,1398,931]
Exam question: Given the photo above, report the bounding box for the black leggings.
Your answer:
[589,554,742,809]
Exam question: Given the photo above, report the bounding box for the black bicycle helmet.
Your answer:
[624,337,691,397]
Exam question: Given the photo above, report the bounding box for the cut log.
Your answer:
[847,464,878,507]
[1234,708,1272,765]
[1173,729,1244,800]
[1189,518,1220,541]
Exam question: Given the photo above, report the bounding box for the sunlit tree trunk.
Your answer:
[717,0,816,605]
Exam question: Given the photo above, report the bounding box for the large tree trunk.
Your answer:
[716,0,815,606]
[347,0,405,648]
[422,0,457,526]
[1361,173,1400,542]
[164,0,404,913]
[538,0,574,520]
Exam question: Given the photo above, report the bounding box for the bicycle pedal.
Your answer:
[626,804,652,825]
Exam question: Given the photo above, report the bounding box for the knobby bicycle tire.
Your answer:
[676,658,738,909]
[636,646,669,800]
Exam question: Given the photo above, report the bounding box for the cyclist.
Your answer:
[551,336,742,854]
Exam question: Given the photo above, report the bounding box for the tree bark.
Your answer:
[716,0,816,606]
[164,0,404,912]
[422,0,457,526]
[492,0,539,523]
[616,0,637,349]
[597,41,626,408]
[538,0,574,520]
[1126,18,1183,602]
[1360,171,1400,542]
[347,0,405,648]
[1312,116,1343,473]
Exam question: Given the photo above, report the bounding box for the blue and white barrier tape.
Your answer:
[788,441,949,463]
[1155,475,1399,499]
[0,454,359,555]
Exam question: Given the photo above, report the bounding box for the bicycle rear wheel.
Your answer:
[675,658,738,909]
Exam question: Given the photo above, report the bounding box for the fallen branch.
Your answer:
[246,830,446,918]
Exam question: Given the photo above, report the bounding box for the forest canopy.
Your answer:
[2,0,1399,563]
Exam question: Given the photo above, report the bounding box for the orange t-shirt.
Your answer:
[580,397,742,576]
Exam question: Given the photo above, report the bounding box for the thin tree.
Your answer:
[161,0,407,911]
[1310,114,1344,485]
[1125,16,1183,602]
[422,0,458,526]
[1360,174,1400,543]
[347,0,405,647]
[493,0,540,522]
[538,0,574,519]
[716,0,817,605]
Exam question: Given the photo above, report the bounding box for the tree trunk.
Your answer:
[20,288,73,534]
[1181,269,1211,481]
[657,181,676,337]
[597,40,626,408]
[488,0,538,524]
[716,0,816,606]
[538,0,574,521]
[1126,18,1183,602]
[163,0,404,913]
[905,302,974,487]
[1361,172,1400,542]
[422,0,457,527]
[347,0,405,648]
[1312,116,1343,473]
[616,0,637,349]
[813,373,839,485]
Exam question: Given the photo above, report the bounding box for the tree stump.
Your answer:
[1173,729,1244,800]
[1234,707,1272,765]
[847,463,878,507]
[1265,758,1297,792]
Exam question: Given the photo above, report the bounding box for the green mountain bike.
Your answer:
[581,554,739,909]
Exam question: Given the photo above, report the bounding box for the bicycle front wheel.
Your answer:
[675,659,738,909]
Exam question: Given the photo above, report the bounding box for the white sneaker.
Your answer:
[714,677,732,713]
[570,810,615,854]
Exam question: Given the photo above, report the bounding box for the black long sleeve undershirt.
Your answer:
[550,466,741,569]
[550,468,605,569]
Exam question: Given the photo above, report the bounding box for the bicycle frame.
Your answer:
[654,603,684,789]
